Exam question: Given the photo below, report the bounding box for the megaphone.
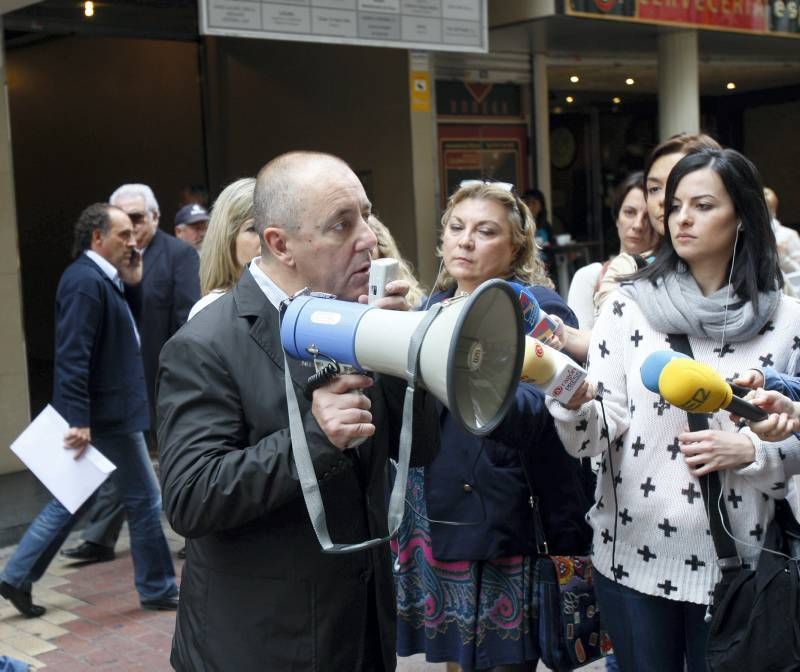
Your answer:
[657,358,768,422]
[281,278,525,436]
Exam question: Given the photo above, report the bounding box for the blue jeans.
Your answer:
[0,656,29,672]
[1,431,176,601]
[594,571,709,672]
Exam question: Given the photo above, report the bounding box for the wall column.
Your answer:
[530,39,551,211]
[658,30,700,140]
[0,15,31,477]
[409,51,440,289]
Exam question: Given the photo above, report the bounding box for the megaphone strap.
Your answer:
[284,352,414,554]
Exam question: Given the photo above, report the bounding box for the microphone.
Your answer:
[506,281,561,341]
[640,350,691,394]
[521,336,588,403]
[658,359,768,422]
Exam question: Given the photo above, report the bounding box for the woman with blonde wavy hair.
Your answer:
[189,177,259,319]
[392,180,591,672]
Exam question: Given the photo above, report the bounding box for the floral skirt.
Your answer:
[391,468,539,671]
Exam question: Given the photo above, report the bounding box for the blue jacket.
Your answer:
[764,367,800,402]
[52,254,149,434]
[425,282,593,560]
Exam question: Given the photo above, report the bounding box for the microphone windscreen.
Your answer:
[659,359,732,413]
[506,281,541,336]
[521,336,557,385]
[640,350,691,393]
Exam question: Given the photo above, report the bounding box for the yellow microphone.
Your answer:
[659,358,768,421]
[521,336,587,403]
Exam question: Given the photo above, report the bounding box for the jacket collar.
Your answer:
[76,252,124,295]
[233,268,311,390]
[142,229,165,281]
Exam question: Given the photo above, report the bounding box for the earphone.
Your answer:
[737,220,743,232]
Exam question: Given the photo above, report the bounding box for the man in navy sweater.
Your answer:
[0,203,178,617]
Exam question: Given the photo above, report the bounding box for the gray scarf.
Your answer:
[618,272,781,342]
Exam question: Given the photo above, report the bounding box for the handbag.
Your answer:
[520,458,612,670]
[668,334,800,672]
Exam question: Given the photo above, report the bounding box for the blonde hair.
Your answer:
[435,182,553,291]
[368,215,427,309]
[199,177,256,296]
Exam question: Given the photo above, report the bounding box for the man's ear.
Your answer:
[263,227,293,266]
[90,227,105,250]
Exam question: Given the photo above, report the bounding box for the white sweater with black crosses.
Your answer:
[547,290,800,606]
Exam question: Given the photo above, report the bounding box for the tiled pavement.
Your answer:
[0,523,603,671]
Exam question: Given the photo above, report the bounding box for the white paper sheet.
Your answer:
[10,404,116,514]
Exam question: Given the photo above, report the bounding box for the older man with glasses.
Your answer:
[61,183,199,565]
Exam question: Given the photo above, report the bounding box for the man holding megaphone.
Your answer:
[155,152,441,672]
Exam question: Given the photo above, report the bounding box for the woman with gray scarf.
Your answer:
[546,148,800,672]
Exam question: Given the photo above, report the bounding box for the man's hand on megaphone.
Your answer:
[732,369,765,390]
[678,429,755,476]
[358,280,410,311]
[737,389,800,442]
[311,374,376,450]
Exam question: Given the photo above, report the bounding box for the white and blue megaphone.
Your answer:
[281,278,524,436]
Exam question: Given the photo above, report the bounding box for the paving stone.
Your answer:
[12,617,69,640]
[0,631,57,656]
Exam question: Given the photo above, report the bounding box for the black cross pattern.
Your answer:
[762,493,770,502]
[596,495,604,510]
[601,528,614,544]
[640,477,656,497]
[772,482,786,491]
[727,489,742,509]
[600,426,609,440]
[612,300,626,317]
[653,396,671,416]
[658,579,678,595]
[713,343,735,358]
[759,353,774,368]
[579,439,590,452]
[575,419,588,432]
[667,437,681,460]
[596,381,609,398]
[631,436,645,457]
[793,336,800,351]
[638,545,657,562]
[725,373,740,384]
[685,555,706,571]
[630,330,643,347]
[629,400,636,416]
[749,524,764,542]
[614,471,623,486]
[611,564,629,580]
[758,320,775,335]
[599,341,610,358]
[779,447,786,461]
[600,459,607,474]
[682,483,701,504]
[658,518,677,537]
[619,508,633,525]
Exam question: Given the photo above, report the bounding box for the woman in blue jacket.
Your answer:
[392,181,592,671]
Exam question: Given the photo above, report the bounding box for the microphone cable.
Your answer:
[597,394,621,585]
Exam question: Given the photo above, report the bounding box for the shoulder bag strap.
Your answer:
[667,334,740,570]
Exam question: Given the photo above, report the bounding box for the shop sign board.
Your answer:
[565,0,799,37]
[200,0,488,52]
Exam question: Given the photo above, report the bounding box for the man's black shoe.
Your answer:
[60,541,115,564]
[141,594,179,611]
[0,580,47,618]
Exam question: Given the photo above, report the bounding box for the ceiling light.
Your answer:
[726,82,736,90]
[566,96,574,103]
[569,75,580,83]
[612,97,621,104]
[625,77,634,86]
[84,0,94,16]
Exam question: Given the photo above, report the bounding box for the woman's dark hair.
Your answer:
[522,188,548,225]
[72,203,112,258]
[643,132,721,184]
[634,148,782,309]
[611,171,644,221]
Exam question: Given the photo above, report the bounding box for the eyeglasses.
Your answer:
[459,179,515,192]
[457,180,528,231]
[126,211,148,225]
